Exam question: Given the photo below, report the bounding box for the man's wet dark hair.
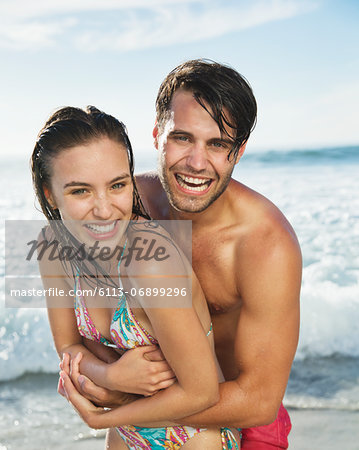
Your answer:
[156,59,257,160]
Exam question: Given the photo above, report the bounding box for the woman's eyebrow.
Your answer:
[63,181,91,189]
[108,174,131,183]
[63,174,130,189]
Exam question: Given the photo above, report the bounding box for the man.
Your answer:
[135,59,301,449]
[63,59,301,448]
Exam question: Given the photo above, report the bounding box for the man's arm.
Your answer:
[73,217,301,429]
[179,227,301,428]
[74,227,300,428]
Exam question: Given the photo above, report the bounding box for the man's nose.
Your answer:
[186,142,207,172]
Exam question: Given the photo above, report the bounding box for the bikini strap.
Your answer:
[41,226,47,241]
[117,239,128,278]
[221,427,240,449]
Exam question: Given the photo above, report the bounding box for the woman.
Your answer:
[31,106,239,449]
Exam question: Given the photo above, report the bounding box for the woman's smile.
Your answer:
[83,220,120,240]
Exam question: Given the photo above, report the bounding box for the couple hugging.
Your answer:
[32,59,301,449]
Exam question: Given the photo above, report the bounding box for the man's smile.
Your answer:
[175,173,213,194]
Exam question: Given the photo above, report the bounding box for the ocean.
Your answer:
[1,146,358,449]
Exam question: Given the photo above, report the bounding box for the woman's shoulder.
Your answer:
[123,222,192,310]
[37,224,54,242]
[126,220,185,273]
[36,224,59,263]
[36,224,73,282]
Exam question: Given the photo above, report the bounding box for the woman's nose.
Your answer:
[93,195,113,219]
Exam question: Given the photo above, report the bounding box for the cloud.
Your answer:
[74,0,319,52]
[0,18,77,50]
[0,0,195,19]
[0,0,319,51]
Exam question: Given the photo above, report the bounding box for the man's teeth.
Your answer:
[177,174,211,192]
[86,222,116,234]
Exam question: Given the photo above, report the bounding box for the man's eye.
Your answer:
[211,141,230,150]
[175,135,189,142]
[212,141,226,148]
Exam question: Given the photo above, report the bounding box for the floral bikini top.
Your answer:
[74,279,159,351]
[74,241,157,350]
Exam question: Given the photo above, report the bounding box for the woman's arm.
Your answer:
[38,233,173,397]
[37,236,113,383]
[43,284,174,397]
[61,301,219,429]
[60,230,220,428]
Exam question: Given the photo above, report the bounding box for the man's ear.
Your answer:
[43,186,56,209]
[153,123,159,150]
[235,142,247,164]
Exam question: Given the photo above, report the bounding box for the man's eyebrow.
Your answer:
[168,130,193,137]
[63,174,130,189]
[169,130,233,143]
[210,137,234,143]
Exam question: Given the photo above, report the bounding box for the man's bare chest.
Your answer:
[191,238,241,314]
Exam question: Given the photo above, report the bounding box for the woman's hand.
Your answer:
[58,346,176,407]
[60,369,110,430]
[59,352,139,407]
[105,345,176,395]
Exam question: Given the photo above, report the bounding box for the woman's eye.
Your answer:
[111,183,124,190]
[71,188,87,195]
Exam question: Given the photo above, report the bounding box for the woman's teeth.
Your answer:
[85,222,116,234]
[176,174,211,192]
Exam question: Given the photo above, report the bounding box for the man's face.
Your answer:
[155,89,244,213]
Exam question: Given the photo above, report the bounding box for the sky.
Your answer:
[0,0,358,164]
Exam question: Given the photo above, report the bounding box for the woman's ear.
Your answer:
[43,186,56,209]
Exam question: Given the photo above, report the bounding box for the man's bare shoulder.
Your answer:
[227,180,302,314]
[229,179,301,266]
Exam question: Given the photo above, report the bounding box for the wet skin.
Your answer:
[135,89,302,427]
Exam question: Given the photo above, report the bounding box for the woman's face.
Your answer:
[46,136,133,247]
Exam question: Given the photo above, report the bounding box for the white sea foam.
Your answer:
[235,156,359,362]
[1,151,358,388]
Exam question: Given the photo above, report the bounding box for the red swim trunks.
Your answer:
[241,404,291,449]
